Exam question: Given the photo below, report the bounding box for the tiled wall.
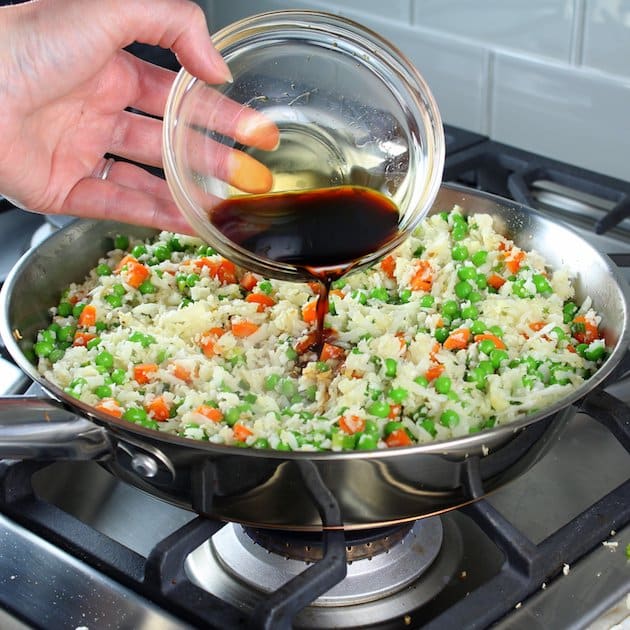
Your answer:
[203,0,630,182]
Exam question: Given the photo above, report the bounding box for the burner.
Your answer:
[242,522,415,562]
[185,517,462,629]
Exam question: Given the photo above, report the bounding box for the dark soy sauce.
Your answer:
[211,185,400,351]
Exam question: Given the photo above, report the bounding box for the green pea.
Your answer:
[95,321,107,332]
[57,325,76,343]
[471,250,488,267]
[105,294,122,308]
[253,438,270,449]
[48,348,65,363]
[452,225,467,241]
[281,378,298,398]
[512,280,529,298]
[131,244,147,258]
[421,418,437,437]
[384,358,398,378]
[285,346,298,360]
[306,385,317,402]
[315,361,331,372]
[224,407,242,426]
[40,329,57,344]
[420,294,435,308]
[489,349,508,369]
[488,325,504,338]
[168,237,183,252]
[186,273,200,287]
[471,320,487,335]
[123,407,148,423]
[452,244,469,261]
[352,290,368,305]
[563,301,578,324]
[111,368,126,385]
[399,289,412,304]
[533,274,552,294]
[550,326,567,341]
[457,266,477,281]
[364,419,379,437]
[384,420,404,436]
[440,409,460,427]
[94,385,112,399]
[72,303,86,318]
[478,339,496,355]
[583,342,606,362]
[468,291,483,303]
[461,305,479,320]
[414,375,429,387]
[434,375,452,394]
[34,340,54,358]
[356,433,379,450]
[258,280,273,295]
[153,244,171,262]
[114,234,129,250]
[95,351,114,370]
[413,245,425,258]
[367,401,391,418]
[370,287,389,302]
[138,280,157,295]
[388,387,409,403]
[442,300,460,318]
[455,281,472,300]
[475,274,488,290]
[96,263,112,276]
[86,337,101,350]
[57,301,72,317]
[435,327,449,343]
[478,360,495,376]
[128,332,156,348]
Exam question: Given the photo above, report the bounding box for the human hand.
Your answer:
[0,0,278,233]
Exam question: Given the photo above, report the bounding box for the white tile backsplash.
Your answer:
[206,0,630,181]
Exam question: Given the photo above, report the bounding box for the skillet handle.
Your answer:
[0,396,112,461]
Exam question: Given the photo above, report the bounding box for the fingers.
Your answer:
[108,0,232,84]
[110,110,273,194]
[61,164,195,234]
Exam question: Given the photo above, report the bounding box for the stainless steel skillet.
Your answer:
[1,183,628,531]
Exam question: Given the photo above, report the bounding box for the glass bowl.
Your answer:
[163,10,445,281]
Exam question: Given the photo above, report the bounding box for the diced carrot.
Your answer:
[329,289,345,300]
[196,404,223,422]
[385,428,412,448]
[474,333,506,350]
[381,255,396,279]
[68,294,80,305]
[171,363,191,382]
[216,259,237,285]
[246,293,276,312]
[339,414,365,435]
[425,363,445,381]
[231,320,260,337]
[95,398,123,418]
[571,316,599,344]
[487,274,506,290]
[396,332,407,351]
[567,344,576,353]
[240,272,259,291]
[302,299,318,324]
[529,321,546,332]
[115,254,136,273]
[78,304,97,327]
[199,327,224,357]
[429,342,440,362]
[308,281,322,294]
[505,249,525,274]
[73,332,96,347]
[146,396,171,422]
[294,331,318,354]
[443,327,471,351]
[388,404,402,419]
[320,342,345,361]
[133,363,158,384]
[410,260,433,292]
[233,422,254,442]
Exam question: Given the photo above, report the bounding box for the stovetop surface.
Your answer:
[1,125,630,629]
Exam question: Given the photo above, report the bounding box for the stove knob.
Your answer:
[130,453,159,478]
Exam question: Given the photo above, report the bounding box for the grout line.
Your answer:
[484,51,496,137]
[570,0,587,66]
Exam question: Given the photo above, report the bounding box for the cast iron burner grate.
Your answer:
[444,140,630,236]
[0,377,629,629]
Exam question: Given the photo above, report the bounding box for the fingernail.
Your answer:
[237,116,280,151]
[229,151,273,194]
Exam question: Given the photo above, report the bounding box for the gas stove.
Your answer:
[0,125,629,629]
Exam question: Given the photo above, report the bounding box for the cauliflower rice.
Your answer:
[33,207,607,451]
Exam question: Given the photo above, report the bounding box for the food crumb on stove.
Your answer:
[515,602,522,609]
[610,529,616,536]
[541,582,546,590]
[403,614,412,626]
[602,540,619,550]
[460,570,468,579]
[482,445,489,457]
[563,563,570,575]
